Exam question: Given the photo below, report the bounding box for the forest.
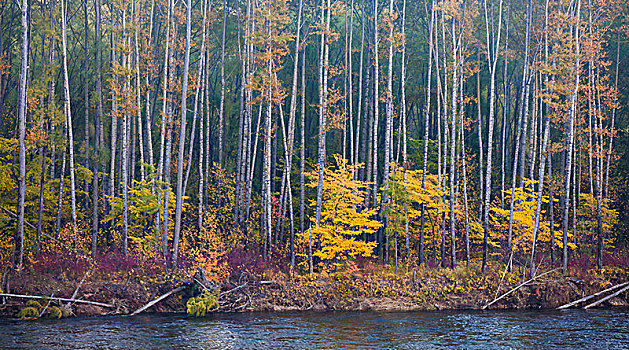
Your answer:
[0,0,629,316]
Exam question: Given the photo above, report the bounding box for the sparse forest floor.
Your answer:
[2,252,628,319]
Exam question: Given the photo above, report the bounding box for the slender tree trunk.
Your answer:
[218,0,227,169]
[15,0,28,268]
[132,0,145,183]
[604,30,620,199]
[80,0,94,186]
[476,52,484,221]
[315,0,330,227]
[159,0,175,260]
[501,9,509,210]
[246,106,262,223]
[460,91,470,266]
[91,0,103,258]
[145,0,155,175]
[382,0,395,264]
[549,153,555,262]
[300,45,306,237]
[348,0,354,166]
[48,0,57,198]
[286,0,303,269]
[448,17,460,269]
[420,2,435,266]
[262,2,275,257]
[121,10,130,255]
[155,2,169,254]
[56,138,67,236]
[183,0,208,196]
[595,67,603,269]
[371,0,379,214]
[433,13,443,267]
[354,0,365,170]
[481,0,504,272]
[61,0,78,235]
[173,0,193,268]
[263,90,272,258]
[438,10,448,268]
[235,0,246,225]
[199,18,210,230]
[83,0,89,170]
[205,33,212,214]
[364,64,373,201]
[238,0,252,226]
[562,0,581,275]
[109,32,119,227]
[529,105,552,276]
[198,67,206,230]
[400,0,409,258]
[36,145,46,257]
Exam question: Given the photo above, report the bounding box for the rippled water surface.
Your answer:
[1,309,628,349]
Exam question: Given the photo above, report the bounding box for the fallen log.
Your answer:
[130,285,188,316]
[482,268,560,310]
[0,293,114,308]
[583,284,629,310]
[558,281,629,310]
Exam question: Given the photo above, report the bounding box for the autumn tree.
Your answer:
[305,155,380,270]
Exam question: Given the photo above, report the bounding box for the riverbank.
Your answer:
[246,263,629,312]
[2,259,628,319]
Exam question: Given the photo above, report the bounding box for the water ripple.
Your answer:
[1,309,628,349]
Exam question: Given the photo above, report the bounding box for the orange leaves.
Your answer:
[25,87,50,150]
[325,86,347,131]
[187,223,231,282]
[0,53,10,75]
[434,0,479,28]
[249,0,294,107]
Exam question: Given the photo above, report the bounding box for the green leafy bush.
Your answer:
[17,307,39,320]
[186,289,219,317]
[46,306,63,319]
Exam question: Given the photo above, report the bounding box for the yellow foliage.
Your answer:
[104,175,182,254]
[181,165,242,282]
[388,168,468,256]
[576,193,618,250]
[302,155,380,270]
[182,212,231,282]
[486,181,572,254]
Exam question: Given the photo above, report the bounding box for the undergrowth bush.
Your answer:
[186,289,219,317]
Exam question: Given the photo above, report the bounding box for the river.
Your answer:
[1,309,628,349]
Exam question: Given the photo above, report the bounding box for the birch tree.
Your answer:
[15,0,28,268]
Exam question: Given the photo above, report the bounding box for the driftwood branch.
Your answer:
[558,281,629,309]
[219,283,247,297]
[191,276,213,293]
[583,284,629,309]
[0,293,114,308]
[70,270,90,301]
[482,268,560,310]
[39,292,56,317]
[130,285,188,316]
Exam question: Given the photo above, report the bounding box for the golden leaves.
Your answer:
[302,155,382,270]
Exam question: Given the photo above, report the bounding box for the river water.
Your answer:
[1,309,628,349]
